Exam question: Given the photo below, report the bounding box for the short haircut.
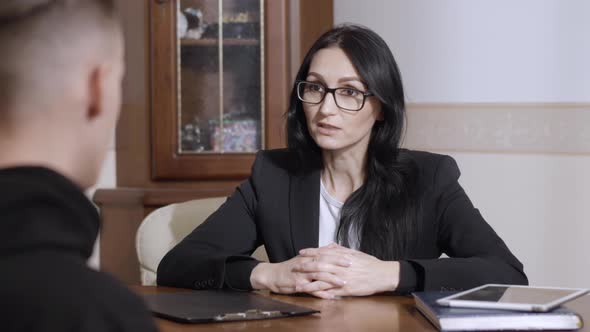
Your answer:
[0,0,119,118]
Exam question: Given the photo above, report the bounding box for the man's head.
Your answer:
[0,0,123,189]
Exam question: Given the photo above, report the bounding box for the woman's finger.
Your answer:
[317,253,353,267]
[300,246,358,257]
[310,290,340,300]
[296,279,340,293]
[297,271,346,288]
[294,254,352,271]
[298,250,355,265]
[323,287,352,297]
[298,248,321,256]
[276,286,296,294]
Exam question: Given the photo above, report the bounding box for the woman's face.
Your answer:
[302,47,381,155]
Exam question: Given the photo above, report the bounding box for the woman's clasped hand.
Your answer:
[251,243,400,299]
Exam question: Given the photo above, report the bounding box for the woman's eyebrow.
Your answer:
[306,73,366,87]
[338,76,363,83]
[306,72,324,80]
[339,77,368,89]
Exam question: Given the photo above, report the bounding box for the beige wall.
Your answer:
[448,152,590,288]
[335,0,590,287]
[86,136,117,269]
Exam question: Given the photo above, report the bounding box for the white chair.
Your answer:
[135,197,268,285]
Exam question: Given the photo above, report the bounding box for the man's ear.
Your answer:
[87,66,102,120]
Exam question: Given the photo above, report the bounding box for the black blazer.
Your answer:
[157,149,527,292]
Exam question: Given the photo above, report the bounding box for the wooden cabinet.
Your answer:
[151,0,288,180]
[94,0,333,284]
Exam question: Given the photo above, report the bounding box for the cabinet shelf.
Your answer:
[180,38,260,47]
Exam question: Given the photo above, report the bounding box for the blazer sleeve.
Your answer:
[156,152,266,291]
[408,155,528,291]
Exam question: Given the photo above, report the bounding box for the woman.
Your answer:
[157,24,527,299]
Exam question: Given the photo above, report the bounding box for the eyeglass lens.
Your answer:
[298,82,366,111]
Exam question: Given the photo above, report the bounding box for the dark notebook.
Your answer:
[413,291,583,331]
[142,290,319,323]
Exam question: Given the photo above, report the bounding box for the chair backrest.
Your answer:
[135,197,268,285]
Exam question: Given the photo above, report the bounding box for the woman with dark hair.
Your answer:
[157,24,527,299]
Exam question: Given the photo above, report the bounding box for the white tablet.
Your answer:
[436,284,589,312]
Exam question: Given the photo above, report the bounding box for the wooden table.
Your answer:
[133,286,590,332]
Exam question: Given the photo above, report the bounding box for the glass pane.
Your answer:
[177,0,263,154]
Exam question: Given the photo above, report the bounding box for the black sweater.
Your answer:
[0,167,158,332]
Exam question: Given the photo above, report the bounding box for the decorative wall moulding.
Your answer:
[403,103,590,155]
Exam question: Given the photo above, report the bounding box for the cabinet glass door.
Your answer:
[177,0,264,154]
[150,0,289,180]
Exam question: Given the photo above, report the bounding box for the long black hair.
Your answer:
[286,24,420,261]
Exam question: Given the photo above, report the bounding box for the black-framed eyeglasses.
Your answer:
[296,80,374,112]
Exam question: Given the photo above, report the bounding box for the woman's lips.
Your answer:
[317,122,340,135]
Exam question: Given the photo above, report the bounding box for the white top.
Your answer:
[318,180,359,250]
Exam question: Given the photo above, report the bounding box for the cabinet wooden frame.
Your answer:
[149,0,289,180]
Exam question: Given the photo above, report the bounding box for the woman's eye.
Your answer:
[339,88,359,97]
[309,84,324,92]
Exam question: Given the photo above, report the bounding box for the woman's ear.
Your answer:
[376,109,385,121]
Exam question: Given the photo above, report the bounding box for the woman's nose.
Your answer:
[318,91,339,116]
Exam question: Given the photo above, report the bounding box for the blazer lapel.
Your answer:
[289,168,320,256]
